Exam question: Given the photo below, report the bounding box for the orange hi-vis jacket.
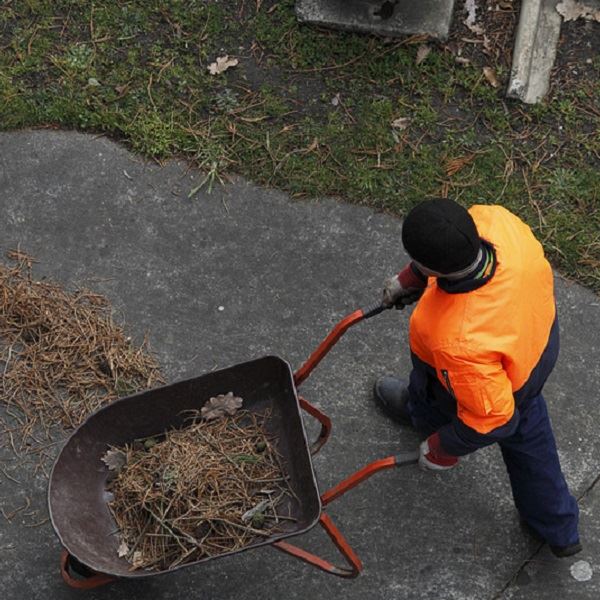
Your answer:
[409,205,556,449]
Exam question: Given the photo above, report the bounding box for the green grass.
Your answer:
[1,0,599,290]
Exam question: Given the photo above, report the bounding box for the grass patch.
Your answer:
[1,0,599,290]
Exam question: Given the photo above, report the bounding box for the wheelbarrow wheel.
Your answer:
[60,550,115,589]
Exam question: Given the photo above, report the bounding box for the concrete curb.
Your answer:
[295,0,456,41]
[507,0,563,103]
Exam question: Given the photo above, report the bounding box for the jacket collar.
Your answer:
[437,240,497,294]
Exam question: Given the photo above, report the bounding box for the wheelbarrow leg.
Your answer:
[298,395,332,455]
[272,452,418,577]
[273,513,362,578]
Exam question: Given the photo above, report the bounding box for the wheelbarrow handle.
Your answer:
[320,451,419,506]
[294,301,392,387]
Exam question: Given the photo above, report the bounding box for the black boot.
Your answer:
[520,519,582,558]
[373,376,412,426]
[550,542,583,558]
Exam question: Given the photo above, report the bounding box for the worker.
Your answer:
[374,199,581,557]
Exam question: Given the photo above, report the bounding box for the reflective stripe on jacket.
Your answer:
[409,205,556,438]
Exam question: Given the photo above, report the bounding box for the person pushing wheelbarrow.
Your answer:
[374,199,581,558]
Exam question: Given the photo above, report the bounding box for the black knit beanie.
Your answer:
[401,199,480,274]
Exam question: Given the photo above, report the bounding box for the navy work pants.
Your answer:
[499,393,580,547]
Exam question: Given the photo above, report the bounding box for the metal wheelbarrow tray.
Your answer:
[49,302,418,589]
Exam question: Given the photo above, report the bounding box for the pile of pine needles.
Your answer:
[0,251,163,463]
[106,408,295,571]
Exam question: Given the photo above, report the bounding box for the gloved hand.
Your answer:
[382,264,426,308]
[418,432,459,471]
[387,286,424,309]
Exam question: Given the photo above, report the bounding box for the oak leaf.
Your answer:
[101,448,127,473]
[201,392,243,420]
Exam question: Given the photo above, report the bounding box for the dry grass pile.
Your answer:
[106,408,294,571]
[0,251,163,462]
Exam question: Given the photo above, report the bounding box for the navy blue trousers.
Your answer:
[499,393,580,547]
[406,322,580,547]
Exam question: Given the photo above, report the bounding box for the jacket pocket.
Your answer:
[441,369,456,399]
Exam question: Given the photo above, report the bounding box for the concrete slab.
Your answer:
[1,130,599,600]
[296,0,456,40]
[501,480,600,598]
[507,0,563,103]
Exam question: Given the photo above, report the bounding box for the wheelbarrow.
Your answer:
[48,301,418,589]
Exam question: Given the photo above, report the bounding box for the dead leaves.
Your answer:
[440,153,480,199]
[458,0,509,64]
[131,551,144,568]
[305,137,319,153]
[117,540,129,558]
[208,55,239,75]
[241,499,270,523]
[116,540,143,569]
[201,392,243,421]
[464,0,478,27]
[391,117,411,131]
[415,45,431,66]
[463,0,484,35]
[101,448,127,473]
[557,0,600,21]
[483,66,500,88]
[390,117,411,144]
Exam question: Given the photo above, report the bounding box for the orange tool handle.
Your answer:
[320,451,419,506]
